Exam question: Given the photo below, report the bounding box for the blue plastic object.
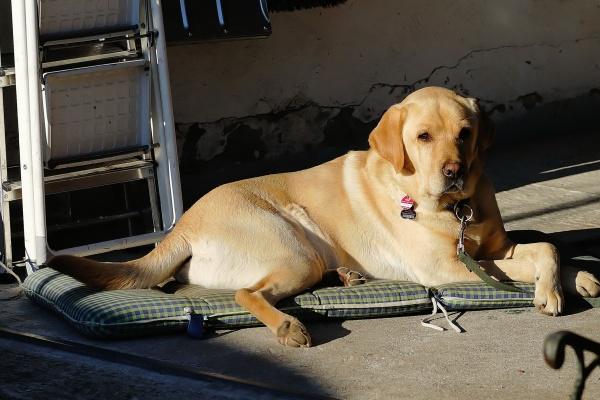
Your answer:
[185,307,205,339]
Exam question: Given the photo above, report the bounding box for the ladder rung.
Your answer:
[41,30,155,70]
[12,209,152,237]
[47,146,153,170]
[42,50,139,70]
[41,29,140,48]
[51,231,167,258]
[0,67,16,88]
[2,160,155,202]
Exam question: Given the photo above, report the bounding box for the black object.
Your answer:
[400,209,416,220]
[544,330,600,400]
[268,0,347,12]
[162,0,271,43]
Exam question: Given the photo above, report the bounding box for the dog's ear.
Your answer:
[468,97,495,153]
[368,105,407,173]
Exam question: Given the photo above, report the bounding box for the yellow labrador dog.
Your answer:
[50,87,599,347]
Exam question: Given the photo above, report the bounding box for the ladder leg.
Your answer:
[0,74,13,268]
[122,184,134,237]
[147,174,163,233]
[0,200,13,268]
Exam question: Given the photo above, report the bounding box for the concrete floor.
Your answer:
[1,129,600,399]
[2,297,600,399]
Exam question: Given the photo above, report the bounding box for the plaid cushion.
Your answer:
[23,269,195,338]
[433,282,535,310]
[23,268,431,338]
[175,279,433,326]
[584,297,600,308]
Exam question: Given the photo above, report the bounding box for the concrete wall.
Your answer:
[167,0,600,171]
[1,0,599,199]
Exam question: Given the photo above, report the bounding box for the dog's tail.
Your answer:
[47,230,191,290]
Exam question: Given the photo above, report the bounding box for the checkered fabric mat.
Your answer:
[433,282,535,310]
[23,268,432,338]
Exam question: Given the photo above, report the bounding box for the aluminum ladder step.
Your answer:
[2,160,155,202]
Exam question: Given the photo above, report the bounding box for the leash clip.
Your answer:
[454,203,473,255]
[457,217,466,255]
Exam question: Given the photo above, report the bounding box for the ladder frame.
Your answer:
[6,0,183,273]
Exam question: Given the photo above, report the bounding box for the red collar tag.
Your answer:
[400,195,417,220]
[400,195,415,210]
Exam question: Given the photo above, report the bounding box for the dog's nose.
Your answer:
[442,162,463,179]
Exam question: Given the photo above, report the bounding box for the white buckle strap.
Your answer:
[0,259,23,300]
[421,297,462,333]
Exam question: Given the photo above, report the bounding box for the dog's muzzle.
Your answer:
[443,178,465,194]
[441,161,466,193]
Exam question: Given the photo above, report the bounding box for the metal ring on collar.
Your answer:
[454,202,473,222]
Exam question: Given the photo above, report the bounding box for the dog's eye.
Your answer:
[417,132,431,142]
[458,128,471,142]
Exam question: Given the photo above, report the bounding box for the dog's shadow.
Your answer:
[202,319,351,346]
[509,229,600,315]
[308,320,352,346]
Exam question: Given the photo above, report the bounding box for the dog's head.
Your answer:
[368,87,494,201]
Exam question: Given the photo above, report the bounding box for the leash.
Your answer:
[421,296,462,333]
[418,199,526,332]
[401,194,524,293]
[454,202,524,293]
[0,252,23,300]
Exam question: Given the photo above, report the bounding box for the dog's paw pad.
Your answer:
[277,319,311,348]
[575,271,600,298]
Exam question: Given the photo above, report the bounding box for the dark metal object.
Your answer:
[163,0,271,43]
[544,330,600,400]
[268,0,347,12]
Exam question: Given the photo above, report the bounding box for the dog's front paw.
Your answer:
[534,279,563,316]
[575,270,600,297]
[277,319,311,348]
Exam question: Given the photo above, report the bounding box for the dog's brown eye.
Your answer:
[418,132,431,142]
[458,128,471,142]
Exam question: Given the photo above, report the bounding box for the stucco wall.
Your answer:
[167,0,600,170]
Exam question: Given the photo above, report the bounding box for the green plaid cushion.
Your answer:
[23,269,195,338]
[173,279,433,327]
[584,297,600,308]
[433,282,535,310]
[23,268,431,338]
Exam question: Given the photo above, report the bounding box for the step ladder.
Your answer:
[1,0,183,274]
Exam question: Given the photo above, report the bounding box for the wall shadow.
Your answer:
[482,92,600,192]
[181,94,600,208]
[508,229,600,263]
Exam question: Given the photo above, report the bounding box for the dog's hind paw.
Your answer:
[337,267,367,287]
[277,319,311,348]
[575,270,600,298]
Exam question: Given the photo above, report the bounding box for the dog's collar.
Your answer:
[400,196,472,221]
